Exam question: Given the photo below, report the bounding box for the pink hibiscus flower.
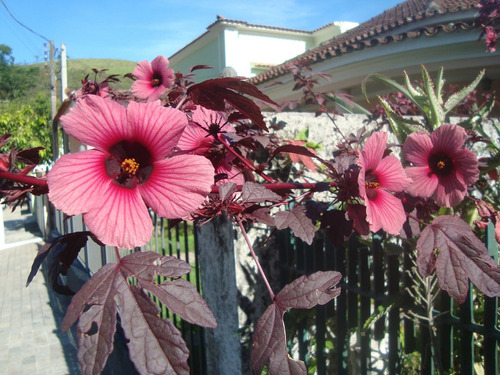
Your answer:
[403,124,478,207]
[357,132,410,235]
[177,106,244,185]
[47,96,214,249]
[131,55,175,102]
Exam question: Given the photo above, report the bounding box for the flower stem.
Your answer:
[114,247,122,262]
[217,135,275,183]
[211,181,337,194]
[236,217,275,301]
[0,170,48,187]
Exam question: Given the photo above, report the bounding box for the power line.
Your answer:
[0,0,50,42]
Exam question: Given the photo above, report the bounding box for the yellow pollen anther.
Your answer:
[437,160,446,169]
[366,181,380,190]
[121,158,139,175]
[151,78,161,87]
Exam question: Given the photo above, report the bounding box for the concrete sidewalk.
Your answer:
[0,205,80,375]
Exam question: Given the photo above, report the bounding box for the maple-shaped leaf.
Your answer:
[274,205,318,245]
[242,182,282,204]
[61,251,215,375]
[118,284,190,375]
[275,271,342,309]
[139,278,217,328]
[219,182,238,202]
[417,215,500,303]
[251,271,342,374]
[119,251,191,279]
[187,77,277,131]
[26,231,90,294]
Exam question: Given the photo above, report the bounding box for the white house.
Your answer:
[168,16,358,82]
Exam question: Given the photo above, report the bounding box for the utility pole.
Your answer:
[49,40,59,159]
[60,43,68,101]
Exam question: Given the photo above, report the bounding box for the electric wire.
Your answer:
[0,0,50,42]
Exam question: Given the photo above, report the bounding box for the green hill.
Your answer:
[18,58,137,100]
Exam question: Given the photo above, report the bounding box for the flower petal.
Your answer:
[47,150,111,216]
[404,166,439,198]
[431,124,466,152]
[453,148,479,186]
[60,96,129,151]
[365,189,406,235]
[151,56,174,90]
[127,101,188,160]
[83,185,152,249]
[403,131,433,166]
[434,173,468,207]
[177,122,213,154]
[132,79,164,102]
[132,60,153,82]
[138,155,214,218]
[359,132,387,171]
[375,154,410,192]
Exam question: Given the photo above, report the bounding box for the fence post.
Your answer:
[197,216,242,375]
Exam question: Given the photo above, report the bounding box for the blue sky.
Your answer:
[1,0,403,64]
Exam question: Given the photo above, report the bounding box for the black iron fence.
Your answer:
[276,225,499,375]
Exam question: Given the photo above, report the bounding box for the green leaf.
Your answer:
[435,67,445,105]
[325,93,371,115]
[295,127,309,141]
[361,300,397,335]
[362,73,412,103]
[421,65,445,128]
[444,70,485,115]
[378,97,427,143]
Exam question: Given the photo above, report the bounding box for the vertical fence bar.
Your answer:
[484,223,498,374]
[335,244,348,375]
[387,253,400,375]
[372,234,385,340]
[359,246,370,375]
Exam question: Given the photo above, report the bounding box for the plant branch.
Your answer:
[236,217,275,301]
[0,170,48,187]
[211,181,337,194]
[217,135,275,183]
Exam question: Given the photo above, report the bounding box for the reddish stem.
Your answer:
[0,170,48,187]
[236,217,275,301]
[211,181,337,194]
[217,135,275,183]
[114,246,122,262]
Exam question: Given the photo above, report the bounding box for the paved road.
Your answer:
[0,205,80,375]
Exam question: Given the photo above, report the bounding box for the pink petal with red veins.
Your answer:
[47,150,111,216]
[453,148,479,186]
[138,155,214,219]
[177,123,212,155]
[365,188,406,235]
[405,166,438,198]
[127,101,188,160]
[375,155,410,192]
[359,132,387,171]
[191,106,231,131]
[132,79,163,101]
[133,60,152,81]
[434,173,468,207]
[151,56,174,89]
[431,124,466,152]
[403,132,433,166]
[60,96,129,151]
[215,163,244,185]
[83,185,153,249]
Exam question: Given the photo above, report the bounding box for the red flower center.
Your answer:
[428,152,453,176]
[105,141,153,188]
[151,74,163,88]
[365,172,380,201]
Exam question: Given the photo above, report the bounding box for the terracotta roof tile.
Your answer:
[250,0,480,85]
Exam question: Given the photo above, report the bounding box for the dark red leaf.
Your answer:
[320,210,353,249]
[16,147,44,165]
[242,182,282,204]
[417,215,500,303]
[274,205,317,245]
[140,278,217,328]
[346,204,370,236]
[271,144,318,161]
[190,64,213,72]
[276,271,342,309]
[61,251,214,374]
[251,304,306,375]
[187,77,277,131]
[120,251,191,279]
[26,232,89,289]
[118,286,190,375]
[219,182,238,202]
